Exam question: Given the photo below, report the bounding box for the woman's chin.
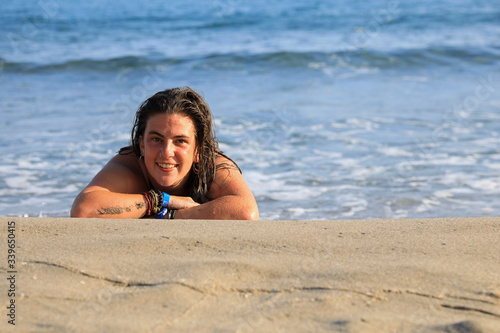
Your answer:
[153,178,187,194]
[156,180,174,190]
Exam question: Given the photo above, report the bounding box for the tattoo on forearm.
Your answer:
[98,202,145,215]
[98,207,124,215]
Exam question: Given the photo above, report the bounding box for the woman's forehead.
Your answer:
[145,113,196,136]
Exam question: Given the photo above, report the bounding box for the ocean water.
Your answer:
[1,0,499,219]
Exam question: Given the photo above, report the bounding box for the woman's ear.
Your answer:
[194,146,200,163]
[139,136,144,154]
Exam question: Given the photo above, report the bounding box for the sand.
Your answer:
[1,216,499,332]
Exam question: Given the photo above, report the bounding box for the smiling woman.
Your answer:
[71,87,259,220]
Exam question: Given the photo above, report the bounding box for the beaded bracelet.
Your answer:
[144,189,171,216]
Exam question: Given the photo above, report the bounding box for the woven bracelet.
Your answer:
[144,189,172,216]
[143,191,152,216]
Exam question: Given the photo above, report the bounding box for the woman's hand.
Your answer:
[168,195,200,210]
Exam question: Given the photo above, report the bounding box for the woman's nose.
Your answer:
[162,141,174,157]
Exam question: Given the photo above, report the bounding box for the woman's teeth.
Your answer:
[158,163,175,169]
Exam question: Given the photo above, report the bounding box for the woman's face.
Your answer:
[140,113,198,194]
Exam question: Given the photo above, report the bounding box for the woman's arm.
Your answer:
[71,154,258,220]
[71,155,151,218]
[172,157,259,220]
[71,190,148,218]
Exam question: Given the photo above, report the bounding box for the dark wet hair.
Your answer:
[120,87,239,202]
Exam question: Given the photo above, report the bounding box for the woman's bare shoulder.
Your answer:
[210,154,252,199]
[109,150,141,169]
[85,151,149,194]
[215,153,241,172]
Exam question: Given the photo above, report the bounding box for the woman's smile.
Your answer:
[157,163,177,170]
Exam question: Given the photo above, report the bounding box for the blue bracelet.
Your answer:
[156,207,175,219]
[161,192,170,207]
[156,207,169,219]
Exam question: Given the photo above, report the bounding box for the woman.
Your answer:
[71,87,259,220]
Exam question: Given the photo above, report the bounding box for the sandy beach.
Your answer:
[1,216,499,332]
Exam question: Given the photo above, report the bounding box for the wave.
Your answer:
[0,56,178,73]
[2,45,499,74]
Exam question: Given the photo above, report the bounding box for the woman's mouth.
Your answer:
[157,163,176,169]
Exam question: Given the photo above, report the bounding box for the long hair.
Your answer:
[120,87,239,202]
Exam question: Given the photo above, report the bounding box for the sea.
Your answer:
[1,0,499,220]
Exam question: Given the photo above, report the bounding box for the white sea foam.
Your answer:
[350,166,387,179]
[470,137,500,146]
[5,176,35,189]
[268,186,328,202]
[402,75,428,82]
[243,171,284,197]
[345,118,379,130]
[336,193,368,217]
[0,182,80,197]
[416,198,441,213]
[286,207,315,219]
[468,179,500,192]
[383,203,409,219]
[311,149,343,159]
[485,163,500,170]
[328,185,361,191]
[332,158,359,168]
[482,207,494,214]
[396,155,478,168]
[342,201,367,217]
[433,187,474,199]
[378,146,412,157]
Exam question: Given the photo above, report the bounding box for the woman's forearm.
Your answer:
[71,191,149,219]
[174,195,259,220]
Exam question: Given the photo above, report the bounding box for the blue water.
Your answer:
[1,0,499,219]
